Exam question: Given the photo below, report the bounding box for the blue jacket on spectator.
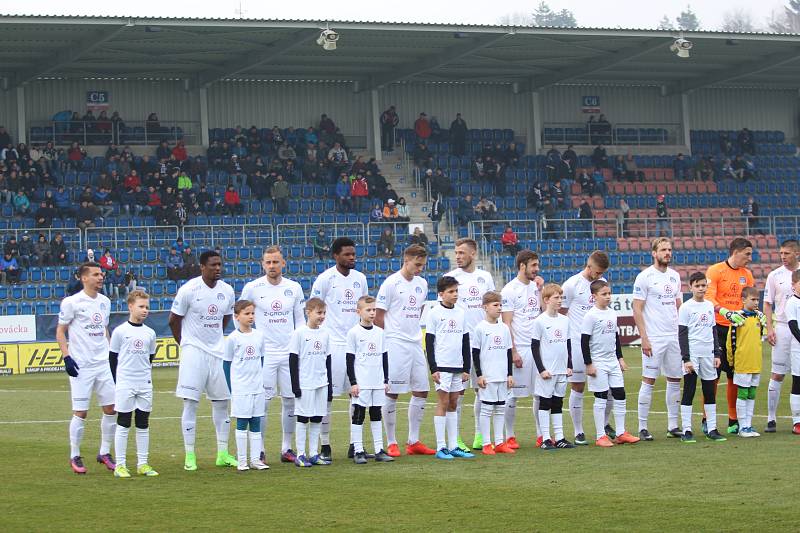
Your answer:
[335,180,351,199]
[0,256,18,270]
[54,189,71,209]
[166,252,183,269]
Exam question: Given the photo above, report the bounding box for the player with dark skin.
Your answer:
[169,254,232,341]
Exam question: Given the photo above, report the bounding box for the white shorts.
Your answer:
[231,392,266,419]
[296,386,327,417]
[478,381,510,403]
[641,337,682,379]
[114,386,153,413]
[535,374,568,399]
[329,344,351,397]
[772,322,791,375]
[176,345,231,402]
[684,356,717,381]
[568,337,586,384]
[588,360,624,392]
[733,372,761,388]
[511,345,535,398]
[70,364,115,411]
[263,353,293,399]
[386,338,430,394]
[351,388,386,408]
[435,371,466,393]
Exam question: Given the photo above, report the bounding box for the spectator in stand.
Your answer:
[457,194,475,225]
[429,196,443,244]
[173,237,188,253]
[171,140,188,167]
[414,112,431,142]
[123,169,141,190]
[612,155,627,181]
[383,183,399,204]
[591,143,608,170]
[67,141,87,170]
[35,200,55,228]
[207,141,224,170]
[166,247,184,281]
[370,203,384,222]
[197,184,213,213]
[623,152,643,182]
[182,246,199,278]
[656,194,670,236]
[596,114,612,144]
[501,225,521,256]
[271,174,290,215]
[123,269,138,295]
[396,197,410,222]
[278,142,297,163]
[34,233,51,266]
[13,190,30,216]
[560,144,577,178]
[0,252,20,285]
[312,229,331,260]
[76,200,96,232]
[177,171,193,199]
[51,233,67,264]
[383,198,399,221]
[737,128,755,155]
[0,126,11,148]
[380,105,399,152]
[377,227,396,257]
[578,196,594,237]
[93,187,114,219]
[18,233,36,268]
[319,114,336,136]
[719,133,734,156]
[672,153,688,181]
[576,169,594,196]
[99,248,120,274]
[156,140,171,161]
[3,236,18,259]
[407,226,428,250]
[351,173,369,212]
[327,142,348,181]
[145,113,162,137]
[66,269,83,295]
[471,156,486,181]
[475,195,497,220]
[617,198,630,238]
[228,154,246,187]
[412,142,433,171]
[173,201,189,226]
[720,158,736,180]
[335,175,352,211]
[732,154,754,181]
[545,145,561,182]
[449,113,468,156]
[224,185,243,216]
[741,196,761,235]
[693,156,714,181]
[551,181,567,209]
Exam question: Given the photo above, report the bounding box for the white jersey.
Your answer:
[311,266,368,345]
[500,277,541,347]
[289,325,330,389]
[632,265,681,338]
[784,295,800,355]
[678,299,716,358]
[346,324,386,389]
[472,319,512,382]
[223,329,265,396]
[425,303,467,370]
[764,265,796,324]
[109,321,157,387]
[561,272,604,340]
[532,312,570,375]
[170,277,235,357]
[445,267,495,334]
[58,290,111,367]
[240,276,305,353]
[376,271,427,342]
[580,307,618,364]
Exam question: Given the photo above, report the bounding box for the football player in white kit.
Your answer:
[169,250,236,471]
[763,239,799,432]
[560,250,609,445]
[445,238,495,451]
[311,237,368,461]
[240,246,305,463]
[632,237,684,441]
[501,250,542,448]
[56,262,115,474]
[375,244,435,457]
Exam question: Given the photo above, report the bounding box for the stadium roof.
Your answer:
[2,15,800,94]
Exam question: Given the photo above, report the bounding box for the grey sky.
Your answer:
[1,0,787,31]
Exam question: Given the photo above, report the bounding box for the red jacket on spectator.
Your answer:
[99,254,119,271]
[68,147,84,161]
[123,174,141,190]
[501,229,519,246]
[172,143,188,161]
[414,116,431,139]
[224,189,241,206]
[148,192,162,207]
[351,177,369,197]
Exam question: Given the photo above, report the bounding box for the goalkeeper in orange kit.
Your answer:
[705,237,755,435]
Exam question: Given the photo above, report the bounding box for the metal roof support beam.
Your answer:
[666,47,800,95]
[12,24,131,86]
[16,86,26,145]
[527,37,668,91]
[361,31,514,91]
[197,29,320,87]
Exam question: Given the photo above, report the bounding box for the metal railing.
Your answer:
[85,225,179,250]
[28,120,202,146]
[541,122,682,146]
[468,219,539,258]
[276,222,366,248]
[180,224,274,249]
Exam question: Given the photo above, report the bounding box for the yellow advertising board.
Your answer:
[0,344,20,375]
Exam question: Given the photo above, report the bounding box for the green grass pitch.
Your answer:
[1,347,799,532]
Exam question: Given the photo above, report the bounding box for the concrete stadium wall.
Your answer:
[689,88,800,140]
[540,85,683,125]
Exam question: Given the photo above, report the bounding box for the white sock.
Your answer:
[666,381,681,430]
[604,398,614,426]
[445,411,458,451]
[408,396,426,444]
[613,397,627,435]
[537,409,551,442]
[736,398,747,429]
[746,398,755,430]
[181,399,198,454]
[681,404,693,433]
[504,396,517,438]
[493,405,506,445]
[235,429,248,466]
[249,431,262,463]
[791,394,800,424]
[479,403,492,445]
[351,423,364,453]
[261,398,270,454]
[569,390,584,436]
[456,394,464,434]
[637,382,653,431]
[593,396,607,439]
[767,379,782,422]
[320,401,332,445]
[553,412,564,441]
[383,397,398,445]
[281,397,295,452]
[136,428,149,467]
[473,397,482,435]
[100,414,116,455]
[533,396,542,438]
[705,403,717,431]
[114,424,129,467]
[371,420,383,453]
[211,400,231,453]
[69,415,85,458]
[308,422,321,456]
[434,415,446,450]
[295,422,307,458]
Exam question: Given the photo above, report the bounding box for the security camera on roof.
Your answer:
[317,29,339,51]
[670,38,692,58]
